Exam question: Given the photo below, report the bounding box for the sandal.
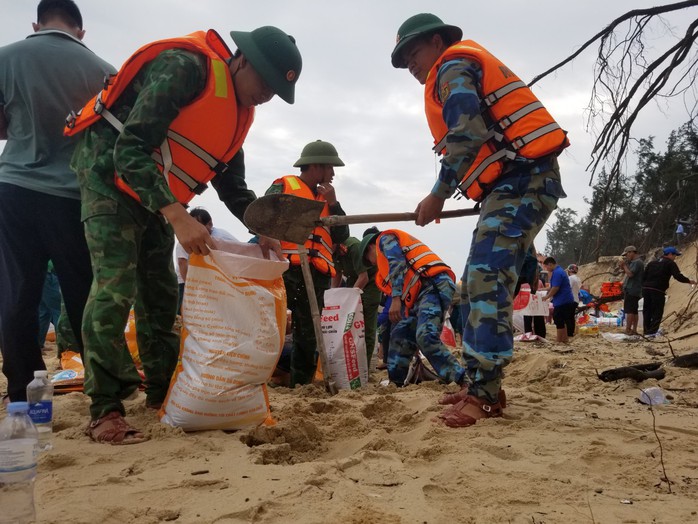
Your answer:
[439,387,507,408]
[85,411,148,445]
[438,394,504,428]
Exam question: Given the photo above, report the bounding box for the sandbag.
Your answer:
[320,288,368,390]
[160,241,288,431]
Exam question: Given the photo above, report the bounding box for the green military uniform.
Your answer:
[71,49,257,419]
[334,236,381,362]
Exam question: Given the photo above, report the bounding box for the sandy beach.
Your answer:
[2,244,697,523]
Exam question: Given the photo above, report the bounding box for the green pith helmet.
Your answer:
[230,26,302,104]
[391,13,462,68]
[293,140,345,167]
[358,232,380,268]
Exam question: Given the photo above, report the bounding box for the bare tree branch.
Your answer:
[529,1,698,187]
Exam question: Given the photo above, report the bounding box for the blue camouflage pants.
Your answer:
[460,158,564,403]
[388,276,465,386]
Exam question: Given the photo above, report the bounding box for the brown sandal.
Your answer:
[438,395,504,428]
[439,387,507,408]
[85,411,148,445]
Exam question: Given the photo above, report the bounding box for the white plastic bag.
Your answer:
[160,241,288,431]
[320,288,368,390]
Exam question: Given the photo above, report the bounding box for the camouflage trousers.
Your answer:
[388,276,465,386]
[283,264,331,386]
[82,189,179,419]
[460,158,564,403]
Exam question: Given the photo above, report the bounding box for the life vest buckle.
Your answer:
[213,162,229,176]
[102,74,115,91]
[93,93,105,116]
[192,182,208,195]
[65,111,77,130]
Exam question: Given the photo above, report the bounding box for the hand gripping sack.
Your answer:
[160,240,288,430]
[320,288,369,390]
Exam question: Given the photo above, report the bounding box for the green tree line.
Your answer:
[545,121,698,265]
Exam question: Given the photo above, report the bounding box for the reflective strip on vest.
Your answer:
[484,80,526,107]
[499,101,544,130]
[511,122,562,151]
[458,148,516,192]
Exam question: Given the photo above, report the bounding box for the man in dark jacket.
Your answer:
[642,247,696,336]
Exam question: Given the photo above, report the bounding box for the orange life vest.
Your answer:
[425,40,569,201]
[375,230,454,310]
[64,30,254,205]
[277,176,336,276]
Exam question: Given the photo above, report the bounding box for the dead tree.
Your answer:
[530,1,698,188]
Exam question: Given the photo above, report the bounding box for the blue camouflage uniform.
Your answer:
[434,58,565,403]
[379,233,466,386]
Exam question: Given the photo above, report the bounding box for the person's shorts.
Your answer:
[552,302,576,328]
[624,293,640,314]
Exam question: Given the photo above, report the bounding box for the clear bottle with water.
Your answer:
[0,402,39,524]
[27,370,53,452]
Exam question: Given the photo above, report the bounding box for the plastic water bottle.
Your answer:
[0,402,39,524]
[27,370,54,451]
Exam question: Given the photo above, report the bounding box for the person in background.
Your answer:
[543,257,576,343]
[266,140,349,386]
[618,245,644,335]
[566,264,581,305]
[390,13,568,426]
[68,23,301,443]
[641,246,696,336]
[175,207,238,313]
[0,0,115,404]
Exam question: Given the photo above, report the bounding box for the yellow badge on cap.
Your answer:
[440,81,451,101]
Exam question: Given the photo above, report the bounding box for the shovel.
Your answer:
[297,246,338,395]
[244,193,479,244]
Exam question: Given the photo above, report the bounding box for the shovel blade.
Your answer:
[244,194,323,244]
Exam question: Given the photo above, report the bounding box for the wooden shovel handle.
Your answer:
[320,207,479,227]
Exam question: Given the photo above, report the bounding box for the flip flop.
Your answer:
[85,411,148,445]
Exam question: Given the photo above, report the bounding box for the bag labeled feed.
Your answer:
[160,240,288,431]
[320,287,368,390]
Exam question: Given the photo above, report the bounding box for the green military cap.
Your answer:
[293,140,345,167]
[391,13,462,68]
[230,26,302,104]
[357,231,380,269]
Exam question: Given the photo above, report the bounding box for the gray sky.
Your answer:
[1,0,694,274]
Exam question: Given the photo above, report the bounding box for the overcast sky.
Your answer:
[1,0,694,274]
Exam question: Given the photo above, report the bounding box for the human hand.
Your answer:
[161,203,213,255]
[414,193,445,226]
[389,297,404,324]
[316,183,337,205]
[258,235,283,260]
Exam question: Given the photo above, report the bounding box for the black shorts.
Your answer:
[624,293,640,314]
[552,302,576,329]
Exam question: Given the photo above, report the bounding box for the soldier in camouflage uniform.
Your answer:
[332,230,382,363]
[361,230,466,387]
[391,14,567,427]
[70,27,302,443]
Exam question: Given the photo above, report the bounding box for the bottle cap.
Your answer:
[7,401,30,414]
[34,370,49,378]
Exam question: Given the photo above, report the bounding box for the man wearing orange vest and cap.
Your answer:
[265,140,349,386]
[66,26,302,444]
[391,14,568,427]
[360,230,468,390]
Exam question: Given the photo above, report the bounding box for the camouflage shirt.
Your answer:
[71,48,256,222]
[379,233,450,298]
